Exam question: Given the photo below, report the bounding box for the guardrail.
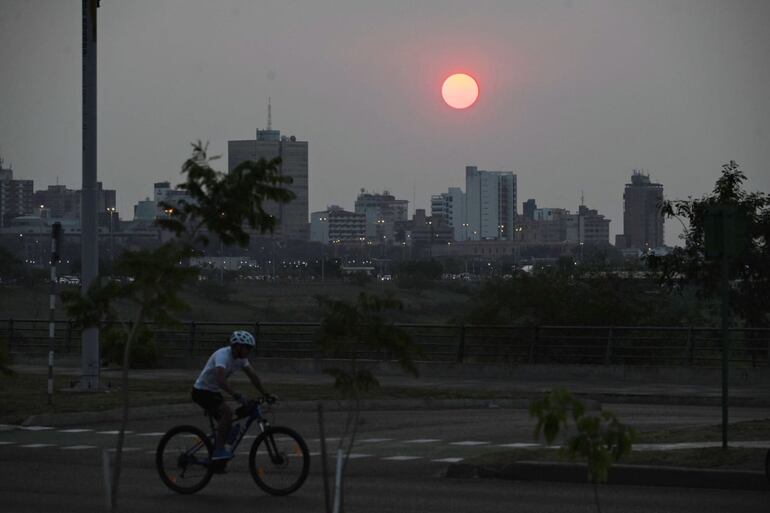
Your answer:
[2,319,769,368]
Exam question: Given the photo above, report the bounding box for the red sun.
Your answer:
[441,73,479,109]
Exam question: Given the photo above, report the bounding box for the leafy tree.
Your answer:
[530,389,635,513]
[0,336,14,376]
[649,160,770,330]
[315,292,422,513]
[0,246,24,282]
[62,142,294,512]
[463,268,700,327]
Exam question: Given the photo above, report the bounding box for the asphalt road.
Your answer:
[1,404,768,512]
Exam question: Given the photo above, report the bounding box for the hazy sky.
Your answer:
[1,0,769,245]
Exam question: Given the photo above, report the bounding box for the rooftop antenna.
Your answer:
[267,97,272,130]
[581,189,585,207]
[412,179,416,217]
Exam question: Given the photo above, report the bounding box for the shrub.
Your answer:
[0,336,14,376]
[101,326,159,368]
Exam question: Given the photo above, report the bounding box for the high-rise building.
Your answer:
[228,127,309,241]
[32,182,116,220]
[617,170,664,250]
[522,199,537,220]
[34,185,79,219]
[354,190,408,243]
[310,206,366,244]
[465,166,517,240]
[565,205,610,245]
[0,160,33,227]
[398,209,453,248]
[431,187,467,241]
[134,198,158,221]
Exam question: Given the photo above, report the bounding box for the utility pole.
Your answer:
[47,223,62,405]
[80,0,100,390]
[704,203,748,449]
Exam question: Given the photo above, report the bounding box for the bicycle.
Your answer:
[156,397,310,495]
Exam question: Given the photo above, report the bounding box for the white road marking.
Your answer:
[450,441,490,446]
[97,430,133,435]
[310,437,340,443]
[58,429,93,433]
[432,457,464,463]
[0,441,16,446]
[61,445,97,450]
[347,453,373,459]
[382,455,422,461]
[20,426,54,431]
[358,438,393,443]
[404,439,441,444]
[107,447,141,452]
[135,432,165,437]
[20,443,56,448]
[497,443,541,448]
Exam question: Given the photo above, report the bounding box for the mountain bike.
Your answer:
[156,397,310,495]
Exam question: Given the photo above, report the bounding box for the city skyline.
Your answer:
[1,1,769,247]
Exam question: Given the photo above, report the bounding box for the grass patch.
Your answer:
[465,446,767,472]
[637,419,770,443]
[0,371,535,424]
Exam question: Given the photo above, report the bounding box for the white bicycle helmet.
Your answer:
[229,330,256,348]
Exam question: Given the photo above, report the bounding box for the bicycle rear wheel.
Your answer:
[156,425,214,494]
[249,426,310,495]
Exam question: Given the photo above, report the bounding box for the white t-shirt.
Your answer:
[193,346,251,393]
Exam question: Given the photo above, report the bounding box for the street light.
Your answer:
[107,207,116,275]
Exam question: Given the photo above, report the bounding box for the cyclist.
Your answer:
[191,330,273,461]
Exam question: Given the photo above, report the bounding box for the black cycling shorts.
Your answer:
[191,387,224,419]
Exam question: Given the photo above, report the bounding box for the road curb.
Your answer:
[446,460,770,491]
[23,397,599,427]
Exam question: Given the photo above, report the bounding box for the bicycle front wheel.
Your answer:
[249,426,310,495]
[156,425,214,494]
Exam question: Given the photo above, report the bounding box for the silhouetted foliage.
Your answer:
[0,246,24,282]
[156,141,295,247]
[463,268,704,327]
[648,161,770,328]
[531,388,635,513]
[314,292,421,513]
[61,141,295,512]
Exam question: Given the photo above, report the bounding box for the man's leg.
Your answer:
[213,403,233,458]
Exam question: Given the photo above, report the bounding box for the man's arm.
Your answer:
[214,366,240,399]
[243,366,269,397]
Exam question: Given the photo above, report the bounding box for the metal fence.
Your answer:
[2,319,769,368]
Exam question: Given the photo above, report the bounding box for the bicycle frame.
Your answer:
[205,401,283,464]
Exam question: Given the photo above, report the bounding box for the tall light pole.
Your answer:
[107,207,115,275]
[80,0,100,390]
